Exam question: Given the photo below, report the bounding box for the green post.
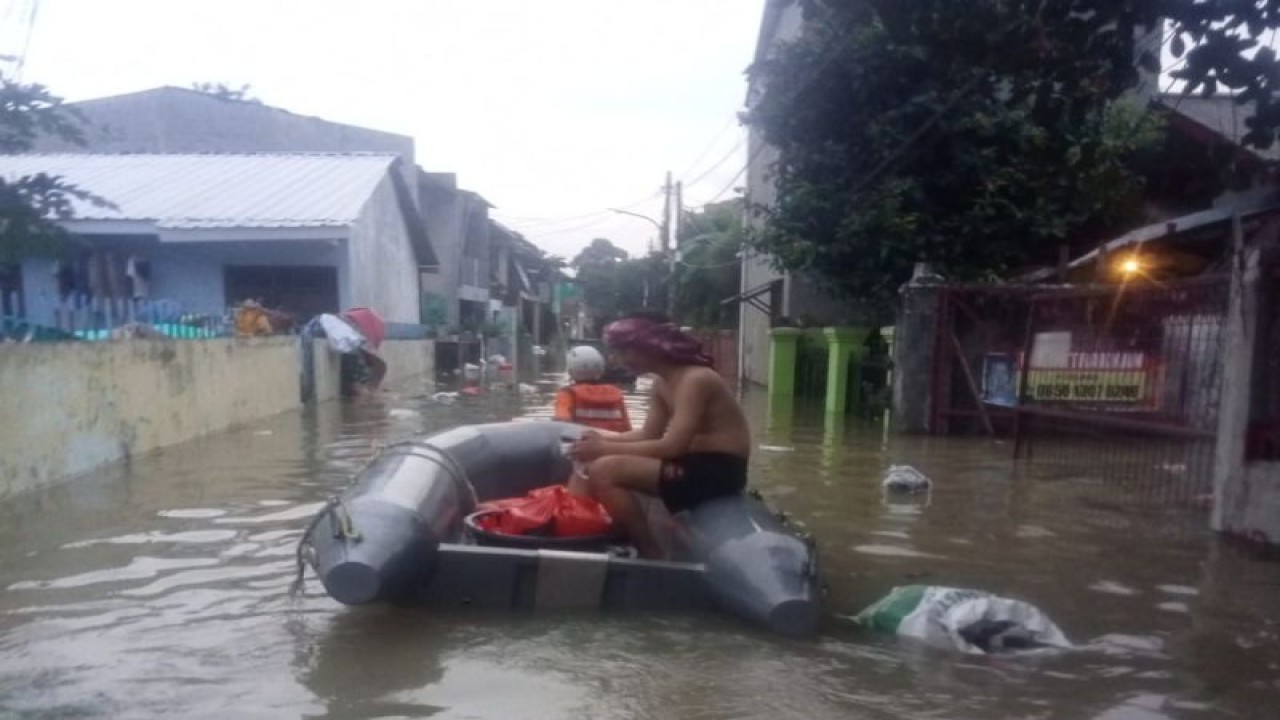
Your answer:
[767,392,795,445]
[768,327,802,397]
[824,327,869,417]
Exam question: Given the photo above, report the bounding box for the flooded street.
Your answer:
[2,380,1279,720]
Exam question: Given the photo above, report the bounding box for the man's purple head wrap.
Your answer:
[603,317,714,367]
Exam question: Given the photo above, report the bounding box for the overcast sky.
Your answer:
[4,0,763,260]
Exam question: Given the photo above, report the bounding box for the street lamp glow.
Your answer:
[1119,257,1142,276]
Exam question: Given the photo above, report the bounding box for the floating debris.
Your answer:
[882,465,932,493]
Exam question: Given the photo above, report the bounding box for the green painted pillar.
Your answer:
[822,408,846,480]
[768,327,802,397]
[766,393,795,447]
[824,327,868,416]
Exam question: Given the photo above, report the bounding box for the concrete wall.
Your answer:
[349,175,420,322]
[0,338,300,497]
[739,249,776,386]
[310,338,435,402]
[380,340,435,388]
[2,336,437,496]
[1212,233,1280,545]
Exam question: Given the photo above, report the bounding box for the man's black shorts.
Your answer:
[658,452,749,513]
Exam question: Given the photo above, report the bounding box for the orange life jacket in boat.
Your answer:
[554,382,631,433]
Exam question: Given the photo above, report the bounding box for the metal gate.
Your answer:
[1012,276,1230,504]
[930,285,1035,435]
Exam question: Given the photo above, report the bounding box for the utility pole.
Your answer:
[659,170,673,315]
[670,180,682,321]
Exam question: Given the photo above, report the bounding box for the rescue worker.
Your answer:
[554,346,631,433]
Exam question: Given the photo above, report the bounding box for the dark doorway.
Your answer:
[224,265,339,321]
[0,263,23,318]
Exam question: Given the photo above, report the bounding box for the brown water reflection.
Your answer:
[1,382,1278,719]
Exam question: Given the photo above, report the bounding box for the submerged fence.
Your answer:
[2,293,228,341]
[1012,276,1230,506]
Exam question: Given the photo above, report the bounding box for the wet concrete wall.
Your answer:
[382,341,433,383]
[1212,235,1280,546]
[891,276,940,433]
[0,338,300,497]
[349,174,421,323]
[0,337,437,497]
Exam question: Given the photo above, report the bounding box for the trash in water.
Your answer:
[849,585,1072,654]
[431,391,459,404]
[389,408,420,419]
[882,465,932,493]
[518,383,539,395]
[759,445,795,453]
[253,430,273,436]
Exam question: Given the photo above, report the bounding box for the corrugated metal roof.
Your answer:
[0,152,398,229]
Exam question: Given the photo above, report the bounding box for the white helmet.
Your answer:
[567,345,606,382]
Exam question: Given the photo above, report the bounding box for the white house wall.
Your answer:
[349,174,420,322]
[740,0,803,387]
[419,177,465,326]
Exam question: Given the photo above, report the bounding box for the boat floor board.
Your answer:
[416,544,712,612]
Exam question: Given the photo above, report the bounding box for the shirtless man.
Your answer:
[569,314,751,558]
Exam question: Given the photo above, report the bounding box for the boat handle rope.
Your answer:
[289,495,350,597]
[381,441,480,514]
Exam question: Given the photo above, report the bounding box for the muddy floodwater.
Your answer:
[1,381,1278,719]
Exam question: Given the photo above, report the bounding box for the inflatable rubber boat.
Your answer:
[299,421,821,637]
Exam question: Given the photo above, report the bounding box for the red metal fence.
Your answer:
[689,329,737,383]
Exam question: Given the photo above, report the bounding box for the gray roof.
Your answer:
[0,152,398,230]
[31,86,416,162]
[1158,92,1280,160]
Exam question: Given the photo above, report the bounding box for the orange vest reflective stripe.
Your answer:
[557,383,631,433]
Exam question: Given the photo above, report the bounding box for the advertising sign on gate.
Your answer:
[983,333,1160,409]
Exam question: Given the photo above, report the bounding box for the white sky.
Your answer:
[3,0,763,260]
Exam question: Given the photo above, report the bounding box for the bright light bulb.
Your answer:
[1120,257,1141,276]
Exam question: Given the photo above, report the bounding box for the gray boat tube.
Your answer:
[305,420,821,636]
[310,421,573,605]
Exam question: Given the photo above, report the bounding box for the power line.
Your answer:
[491,190,660,228]
[680,135,746,193]
[520,212,633,241]
[675,114,739,181]
[14,0,36,78]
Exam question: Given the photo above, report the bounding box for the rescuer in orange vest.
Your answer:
[554,346,632,433]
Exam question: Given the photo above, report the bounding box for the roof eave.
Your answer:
[60,219,352,242]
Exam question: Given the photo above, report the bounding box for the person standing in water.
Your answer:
[569,314,751,558]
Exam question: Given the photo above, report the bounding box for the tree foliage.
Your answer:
[747,0,1280,317]
[190,82,262,104]
[674,200,743,328]
[0,67,110,265]
[570,237,665,335]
